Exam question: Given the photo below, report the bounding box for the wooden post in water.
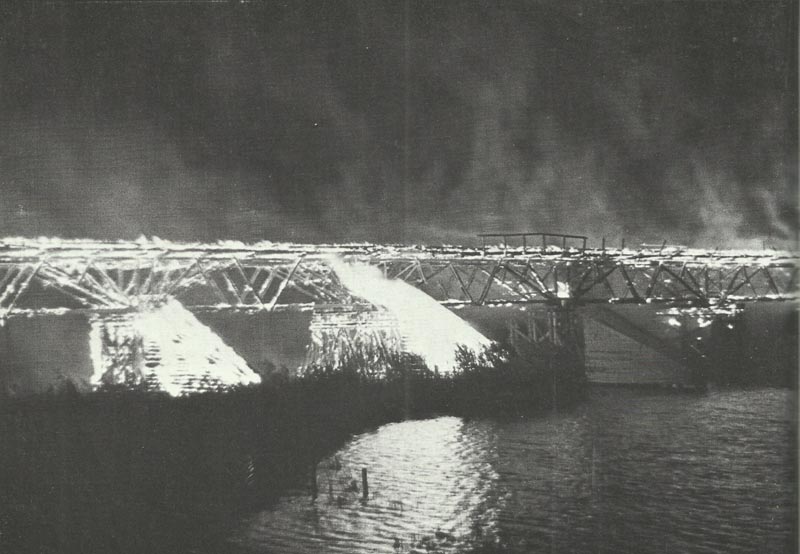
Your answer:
[403,362,412,420]
[679,312,699,388]
[311,461,318,501]
[361,468,369,501]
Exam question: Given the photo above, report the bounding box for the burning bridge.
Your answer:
[0,235,796,393]
[0,235,795,317]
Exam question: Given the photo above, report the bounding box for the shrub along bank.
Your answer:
[0,341,584,553]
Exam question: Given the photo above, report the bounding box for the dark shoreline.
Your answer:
[1,341,792,554]
[0,351,587,554]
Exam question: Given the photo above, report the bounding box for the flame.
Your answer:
[329,258,491,373]
[90,298,260,396]
[556,280,571,299]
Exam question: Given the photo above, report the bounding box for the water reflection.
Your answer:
[235,417,499,553]
[233,387,796,554]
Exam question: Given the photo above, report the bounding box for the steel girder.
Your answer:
[0,254,357,318]
[372,258,797,307]
[0,238,795,317]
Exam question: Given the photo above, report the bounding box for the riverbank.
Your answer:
[229,386,796,554]
[0,344,584,553]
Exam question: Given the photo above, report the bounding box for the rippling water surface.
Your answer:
[231,387,796,554]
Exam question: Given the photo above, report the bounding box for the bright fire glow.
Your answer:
[90,298,260,396]
[330,258,491,373]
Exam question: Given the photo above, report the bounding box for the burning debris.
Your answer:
[90,298,260,396]
[329,258,492,374]
[0,236,794,393]
[303,308,404,377]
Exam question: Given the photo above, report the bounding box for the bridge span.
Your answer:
[0,237,796,393]
[0,237,796,318]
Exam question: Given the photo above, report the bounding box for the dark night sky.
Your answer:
[0,1,796,247]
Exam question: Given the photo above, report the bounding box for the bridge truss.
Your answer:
[0,238,796,319]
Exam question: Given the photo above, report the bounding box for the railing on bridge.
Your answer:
[478,232,588,254]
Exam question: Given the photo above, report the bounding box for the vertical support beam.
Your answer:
[266,256,303,311]
[124,265,141,296]
[219,266,245,305]
[683,267,707,304]
[415,260,428,284]
[526,263,555,300]
[116,267,125,291]
[545,302,585,375]
[618,264,642,302]
[256,267,278,302]
[233,259,266,307]
[741,268,760,298]
[761,267,780,296]
[197,259,229,304]
[661,265,705,302]
[89,263,130,304]
[680,311,690,371]
[138,259,159,297]
[88,313,146,390]
[361,468,369,502]
[720,267,745,302]
[706,306,746,384]
[787,267,797,291]
[450,265,474,304]
[477,263,501,305]
[644,265,662,299]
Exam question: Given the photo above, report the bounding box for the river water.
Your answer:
[230,387,796,554]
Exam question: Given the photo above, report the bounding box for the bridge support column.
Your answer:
[88,313,148,390]
[705,307,747,384]
[546,303,585,374]
[507,304,585,376]
[303,307,403,377]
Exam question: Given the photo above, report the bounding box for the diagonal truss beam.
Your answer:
[266,256,304,311]
[0,241,794,315]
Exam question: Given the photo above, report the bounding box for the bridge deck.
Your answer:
[0,237,796,317]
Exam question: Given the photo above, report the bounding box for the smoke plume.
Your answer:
[0,1,795,248]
